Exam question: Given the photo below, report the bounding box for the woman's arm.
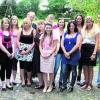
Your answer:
[17,29,21,49]
[61,35,70,58]
[0,37,11,57]
[50,40,57,55]
[39,38,44,57]
[92,33,99,54]
[54,40,60,55]
[68,34,82,55]
[90,33,99,60]
[11,36,15,58]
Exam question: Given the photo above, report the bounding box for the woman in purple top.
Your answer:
[0,18,13,91]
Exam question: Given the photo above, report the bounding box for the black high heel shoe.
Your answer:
[2,87,6,91]
[35,85,44,89]
[6,85,13,90]
[67,86,73,93]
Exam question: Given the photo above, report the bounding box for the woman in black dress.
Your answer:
[33,20,45,89]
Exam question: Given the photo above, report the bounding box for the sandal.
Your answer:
[81,83,88,89]
[85,84,93,91]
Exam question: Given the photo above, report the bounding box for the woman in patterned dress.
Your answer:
[10,15,20,85]
[16,18,35,86]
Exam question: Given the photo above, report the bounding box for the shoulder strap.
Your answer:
[31,29,34,38]
[21,30,23,35]
[64,32,67,37]
[75,32,80,38]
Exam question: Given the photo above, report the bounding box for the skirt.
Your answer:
[15,43,34,62]
[81,43,97,66]
[40,54,55,73]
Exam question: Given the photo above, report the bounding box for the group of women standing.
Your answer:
[0,12,100,94]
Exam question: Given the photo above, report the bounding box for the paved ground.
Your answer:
[0,65,100,100]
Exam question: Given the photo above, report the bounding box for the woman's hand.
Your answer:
[41,51,51,58]
[11,53,15,59]
[7,53,12,58]
[20,50,26,55]
[90,54,96,61]
[64,52,70,59]
[42,53,50,58]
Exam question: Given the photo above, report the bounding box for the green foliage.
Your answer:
[48,0,67,18]
[0,0,40,19]
[15,0,40,18]
[15,0,31,18]
[37,10,48,19]
[69,0,100,21]
[0,0,100,21]
[0,0,16,18]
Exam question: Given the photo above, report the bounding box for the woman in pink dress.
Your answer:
[39,23,57,93]
[10,15,20,85]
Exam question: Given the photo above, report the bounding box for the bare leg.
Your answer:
[27,71,32,85]
[88,66,93,85]
[37,73,43,86]
[20,69,25,86]
[12,70,17,82]
[85,66,93,90]
[83,66,89,83]
[47,73,53,92]
[81,66,88,89]
[43,73,48,92]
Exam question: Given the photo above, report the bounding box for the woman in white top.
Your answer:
[81,16,99,90]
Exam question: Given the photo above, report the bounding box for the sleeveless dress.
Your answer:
[40,36,55,73]
[62,32,80,66]
[15,30,34,62]
[33,33,41,74]
[11,31,19,70]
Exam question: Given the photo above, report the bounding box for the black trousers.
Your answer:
[1,62,12,81]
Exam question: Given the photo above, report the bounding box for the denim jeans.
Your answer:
[54,54,63,83]
[62,64,77,87]
[97,51,100,85]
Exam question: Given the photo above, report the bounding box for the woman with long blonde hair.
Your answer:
[16,18,35,87]
[81,16,99,90]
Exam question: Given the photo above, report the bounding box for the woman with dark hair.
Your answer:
[53,18,66,88]
[75,15,84,85]
[61,20,82,92]
[0,17,13,91]
[33,20,45,89]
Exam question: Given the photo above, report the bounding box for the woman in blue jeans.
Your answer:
[97,51,100,87]
[53,18,66,88]
[61,20,82,92]
[96,14,100,87]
